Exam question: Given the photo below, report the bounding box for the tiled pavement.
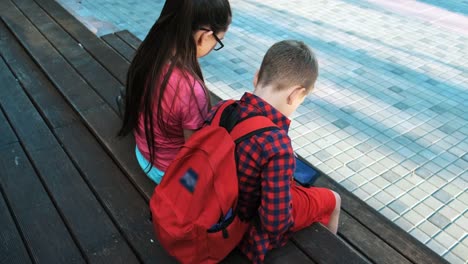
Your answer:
[57,0,468,262]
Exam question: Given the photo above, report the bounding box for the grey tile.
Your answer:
[355,142,373,153]
[415,167,432,179]
[341,179,358,191]
[427,240,447,256]
[315,149,332,162]
[347,160,365,172]
[428,212,451,228]
[395,217,414,231]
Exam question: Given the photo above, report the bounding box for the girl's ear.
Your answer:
[287,86,306,105]
[194,30,213,46]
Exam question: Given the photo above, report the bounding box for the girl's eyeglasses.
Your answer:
[200,28,224,51]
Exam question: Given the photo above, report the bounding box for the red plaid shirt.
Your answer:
[208,92,295,263]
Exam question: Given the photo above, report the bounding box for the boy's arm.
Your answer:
[258,133,295,235]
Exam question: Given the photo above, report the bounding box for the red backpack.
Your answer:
[150,100,277,263]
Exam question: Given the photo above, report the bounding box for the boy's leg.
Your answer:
[327,191,341,234]
[290,185,341,234]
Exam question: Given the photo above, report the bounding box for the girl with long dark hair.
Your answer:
[119,0,232,184]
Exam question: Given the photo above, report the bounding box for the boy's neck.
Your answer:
[253,85,291,118]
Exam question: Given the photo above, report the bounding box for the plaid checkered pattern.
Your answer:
[208,92,295,263]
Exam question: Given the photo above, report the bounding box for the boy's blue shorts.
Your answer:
[135,146,164,184]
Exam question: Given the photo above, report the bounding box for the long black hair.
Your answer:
[119,0,232,170]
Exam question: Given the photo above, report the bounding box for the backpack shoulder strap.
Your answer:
[210,100,236,126]
[230,116,278,144]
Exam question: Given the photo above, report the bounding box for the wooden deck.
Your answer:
[0,0,448,263]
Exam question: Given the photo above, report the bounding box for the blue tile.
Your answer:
[353,68,366,75]
[426,78,440,86]
[389,200,409,215]
[462,153,468,162]
[382,171,400,183]
[389,86,403,94]
[433,189,453,203]
[234,68,248,75]
[390,68,405,75]
[332,119,351,129]
[230,58,243,64]
[428,212,451,228]
[393,102,411,111]
[207,76,220,83]
[340,106,357,115]
[229,82,243,89]
[438,124,457,134]
[429,105,447,114]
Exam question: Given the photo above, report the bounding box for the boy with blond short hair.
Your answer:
[208,40,341,263]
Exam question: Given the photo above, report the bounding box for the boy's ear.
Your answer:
[287,86,306,105]
[253,70,259,87]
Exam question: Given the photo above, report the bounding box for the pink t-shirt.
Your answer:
[135,67,209,171]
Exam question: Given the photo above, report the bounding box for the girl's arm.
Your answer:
[183,129,196,141]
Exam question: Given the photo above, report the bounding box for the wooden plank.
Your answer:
[54,123,176,263]
[0,177,32,264]
[292,223,369,264]
[1,21,173,262]
[0,43,139,263]
[265,242,316,264]
[101,33,135,61]
[0,63,81,264]
[337,213,412,264]
[0,105,18,148]
[222,249,251,264]
[116,30,141,50]
[0,143,85,264]
[0,5,155,199]
[223,243,315,264]
[315,176,448,264]
[11,0,122,114]
[0,29,78,129]
[32,0,128,85]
